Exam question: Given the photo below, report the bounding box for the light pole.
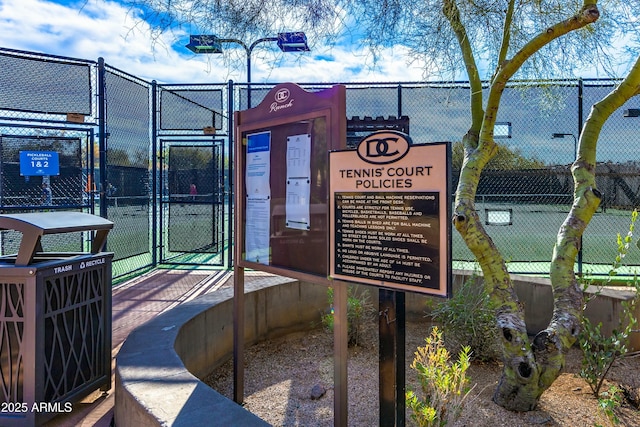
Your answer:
[186,32,310,108]
[552,132,578,162]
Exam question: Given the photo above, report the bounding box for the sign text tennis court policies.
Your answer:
[329,136,451,296]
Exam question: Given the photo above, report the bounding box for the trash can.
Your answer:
[0,212,114,426]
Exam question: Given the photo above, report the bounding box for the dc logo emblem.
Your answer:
[366,138,400,157]
[357,131,412,164]
[275,88,290,103]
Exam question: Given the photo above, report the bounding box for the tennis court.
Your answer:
[452,195,639,276]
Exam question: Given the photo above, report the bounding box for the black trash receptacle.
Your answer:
[0,212,113,426]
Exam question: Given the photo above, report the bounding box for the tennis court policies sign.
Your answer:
[329,132,451,296]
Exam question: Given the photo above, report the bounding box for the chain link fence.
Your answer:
[1,47,639,279]
[250,80,640,275]
[0,49,96,255]
[102,66,152,276]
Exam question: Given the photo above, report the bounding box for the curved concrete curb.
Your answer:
[115,276,327,427]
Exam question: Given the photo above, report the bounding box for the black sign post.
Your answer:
[379,288,405,426]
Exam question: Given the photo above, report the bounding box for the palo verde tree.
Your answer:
[123,0,640,412]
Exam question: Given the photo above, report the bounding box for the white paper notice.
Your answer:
[286,134,311,230]
[245,197,270,264]
[246,132,271,197]
[245,131,271,264]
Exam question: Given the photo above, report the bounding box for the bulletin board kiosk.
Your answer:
[234,83,348,424]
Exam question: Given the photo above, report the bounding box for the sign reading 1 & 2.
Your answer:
[19,151,60,176]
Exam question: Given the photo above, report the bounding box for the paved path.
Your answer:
[43,269,233,427]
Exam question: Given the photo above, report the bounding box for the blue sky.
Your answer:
[0,0,431,84]
[1,0,634,86]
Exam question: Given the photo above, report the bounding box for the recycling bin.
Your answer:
[0,212,113,426]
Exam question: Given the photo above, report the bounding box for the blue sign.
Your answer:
[19,151,60,176]
[247,132,271,153]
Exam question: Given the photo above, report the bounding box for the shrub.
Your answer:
[406,326,472,427]
[429,272,501,361]
[321,285,374,347]
[579,209,640,398]
[595,385,623,427]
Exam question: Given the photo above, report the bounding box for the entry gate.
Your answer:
[160,140,226,265]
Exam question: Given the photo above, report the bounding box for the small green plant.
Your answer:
[429,271,501,361]
[406,326,472,427]
[579,209,640,398]
[321,286,374,346]
[595,385,623,427]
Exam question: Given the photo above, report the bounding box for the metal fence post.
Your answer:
[152,80,158,267]
[397,84,403,117]
[578,78,584,276]
[98,57,107,221]
[227,79,235,268]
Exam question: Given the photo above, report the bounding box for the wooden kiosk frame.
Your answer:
[233,83,349,425]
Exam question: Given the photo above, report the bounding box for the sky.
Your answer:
[1,0,635,86]
[0,0,432,85]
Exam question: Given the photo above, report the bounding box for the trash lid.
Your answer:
[0,212,114,266]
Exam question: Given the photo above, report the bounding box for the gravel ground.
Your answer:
[205,321,640,426]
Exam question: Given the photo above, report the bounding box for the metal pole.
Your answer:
[227,80,234,269]
[578,79,584,276]
[379,289,406,427]
[247,55,251,108]
[215,37,278,109]
[151,80,158,267]
[97,57,107,221]
[247,37,277,108]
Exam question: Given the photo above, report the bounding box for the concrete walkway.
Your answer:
[43,268,233,427]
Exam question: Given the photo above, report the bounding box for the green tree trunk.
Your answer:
[450,2,606,411]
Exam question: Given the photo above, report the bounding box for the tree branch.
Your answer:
[442,0,483,144]
[494,0,515,82]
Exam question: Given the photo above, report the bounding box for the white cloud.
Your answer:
[0,0,427,84]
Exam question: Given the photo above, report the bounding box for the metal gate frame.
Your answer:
[159,138,228,266]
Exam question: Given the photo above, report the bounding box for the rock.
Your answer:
[310,384,326,400]
[526,413,553,425]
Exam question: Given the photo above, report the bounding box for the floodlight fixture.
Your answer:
[277,32,310,52]
[551,132,578,161]
[185,35,223,54]
[623,108,640,118]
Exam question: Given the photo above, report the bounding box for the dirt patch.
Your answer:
[205,321,640,426]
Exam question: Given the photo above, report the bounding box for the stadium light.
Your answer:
[623,108,640,117]
[185,35,223,54]
[551,132,578,161]
[186,32,310,107]
[276,32,310,52]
